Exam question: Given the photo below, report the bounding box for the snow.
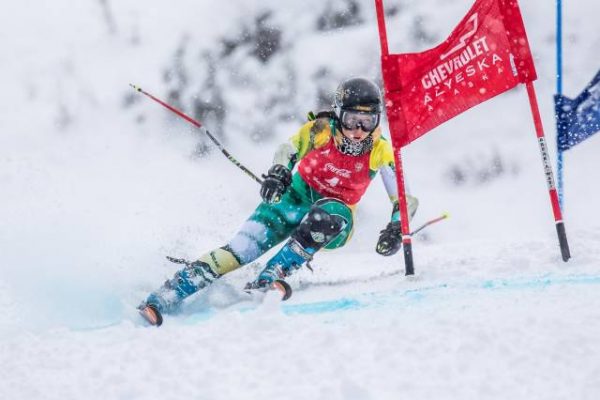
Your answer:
[1,0,600,399]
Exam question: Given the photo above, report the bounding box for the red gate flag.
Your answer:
[382,0,537,147]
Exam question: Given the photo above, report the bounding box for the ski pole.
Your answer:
[130,84,263,185]
[410,213,449,236]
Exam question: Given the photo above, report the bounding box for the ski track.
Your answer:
[66,271,600,327]
[2,268,600,400]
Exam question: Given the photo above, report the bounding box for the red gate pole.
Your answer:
[525,82,571,262]
[374,0,414,275]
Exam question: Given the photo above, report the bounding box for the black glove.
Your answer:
[260,164,292,204]
[376,221,402,256]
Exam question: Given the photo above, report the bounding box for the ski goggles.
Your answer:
[340,110,380,132]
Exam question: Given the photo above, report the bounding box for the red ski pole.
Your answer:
[130,84,263,185]
[410,213,449,236]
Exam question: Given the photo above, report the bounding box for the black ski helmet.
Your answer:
[334,77,382,115]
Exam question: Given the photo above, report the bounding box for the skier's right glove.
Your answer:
[260,164,292,204]
[376,221,402,256]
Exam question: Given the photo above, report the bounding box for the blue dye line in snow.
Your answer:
[278,274,600,316]
[80,273,600,329]
[478,274,600,290]
[283,297,362,315]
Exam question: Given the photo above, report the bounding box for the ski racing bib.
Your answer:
[297,138,371,205]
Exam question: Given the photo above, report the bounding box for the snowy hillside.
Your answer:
[1,0,599,399]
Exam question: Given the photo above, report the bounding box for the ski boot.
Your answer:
[138,257,220,326]
[244,238,311,300]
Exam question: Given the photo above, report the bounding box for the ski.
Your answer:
[138,304,163,327]
[244,279,293,301]
[272,279,293,301]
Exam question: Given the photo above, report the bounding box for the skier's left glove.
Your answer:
[260,164,292,204]
[376,221,402,256]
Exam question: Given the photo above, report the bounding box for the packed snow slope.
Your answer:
[1,1,599,399]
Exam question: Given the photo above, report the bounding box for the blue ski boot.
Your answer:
[244,238,313,300]
[139,257,220,325]
[252,238,315,287]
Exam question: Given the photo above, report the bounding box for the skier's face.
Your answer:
[342,126,371,142]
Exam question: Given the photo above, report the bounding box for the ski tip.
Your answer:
[244,279,292,301]
[129,83,142,92]
[442,212,450,219]
[273,280,292,301]
[138,304,163,327]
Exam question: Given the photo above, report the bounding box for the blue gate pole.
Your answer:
[556,0,564,208]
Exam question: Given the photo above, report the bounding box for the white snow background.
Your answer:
[1,0,600,399]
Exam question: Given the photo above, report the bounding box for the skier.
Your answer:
[138,77,419,326]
